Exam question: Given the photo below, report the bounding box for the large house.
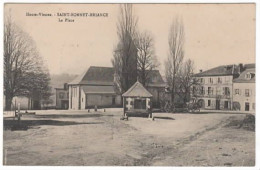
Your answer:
[191,64,242,110]
[233,64,255,112]
[68,66,165,110]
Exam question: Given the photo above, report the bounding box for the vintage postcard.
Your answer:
[3,3,256,166]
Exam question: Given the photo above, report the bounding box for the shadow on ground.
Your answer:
[34,113,114,119]
[4,119,104,131]
[153,116,175,120]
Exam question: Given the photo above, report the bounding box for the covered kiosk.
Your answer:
[122,81,153,118]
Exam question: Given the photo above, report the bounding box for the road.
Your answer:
[3,109,255,166]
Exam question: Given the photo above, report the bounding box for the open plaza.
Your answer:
[3,109,255,166]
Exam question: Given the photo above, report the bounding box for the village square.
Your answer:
[3,4,255,166]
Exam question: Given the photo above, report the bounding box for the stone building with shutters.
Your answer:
[191,64,242,110]
[232,64,255,112]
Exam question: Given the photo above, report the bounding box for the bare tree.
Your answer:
[136,31,159,87]
[4,14,51,110]
[112,4,138,94]
[165,17,185,104]
[178,59,200,103]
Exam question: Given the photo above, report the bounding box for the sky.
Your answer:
[5,3,255,75]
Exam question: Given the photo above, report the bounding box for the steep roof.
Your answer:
[193,64,239,77]
[81,86,116,94]
[69,66,165,87]
[244,63,255,69]
[146,70,166,87]
[233,68,255,83]
[69,66,114,85]
[122,81,153,97]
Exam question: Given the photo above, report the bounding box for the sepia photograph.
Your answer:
[3,3,256,166]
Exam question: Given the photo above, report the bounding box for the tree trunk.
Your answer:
[5,93,13,111]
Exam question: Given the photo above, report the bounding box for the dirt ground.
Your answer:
[3,109,255,166]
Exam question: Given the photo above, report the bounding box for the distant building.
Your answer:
[68,66,165,110]
[55,83,69,109]
[144,70,166,107]
[191,64,242,110]
[233,64,255,112]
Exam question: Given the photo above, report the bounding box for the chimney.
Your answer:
[238,63,244,74]
[64,83,68,90]
[199,69,203,73]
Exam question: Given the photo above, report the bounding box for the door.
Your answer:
[216,100,220,110]
[224,101,229,109]
[112,96,116,105]
[245,102,250,111]
[61,100,69,110]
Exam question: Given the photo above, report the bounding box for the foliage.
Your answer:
[4,14,51,110]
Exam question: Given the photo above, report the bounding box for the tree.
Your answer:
[178,59,200,103]
[136,31,159,87]
[112,4,138,94]
[4,14,51,110]
[165,17,185,104]
[20,68,52,109]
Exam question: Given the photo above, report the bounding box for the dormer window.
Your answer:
[245,73,255,79]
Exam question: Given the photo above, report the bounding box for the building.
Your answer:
[55,83,69,109]
[145,70,166,107]
[68,66,121,110]
[191,64,242,110]
[68,66,165,110]
[122,81,153,117]
[233,64,255,112]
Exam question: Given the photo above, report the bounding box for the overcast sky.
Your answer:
[5,3,255,75]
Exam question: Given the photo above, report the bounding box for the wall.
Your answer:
[192,75,233,110]
[69,85,80,110]
[86,94,121,107]
[200,97,231,110]
[80,90,86,110]
[86,94,111,107]
[233,83,255,111]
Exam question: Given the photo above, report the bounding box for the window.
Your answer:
[59,92,64,99]
[224,87,230,96]
[208,100,211,106]
[209,78,213,84]
[200,86,205,95]
[245,102,250,111]
[134,99,146,109]
[208,87,213,95]
[245,89,250,97]
[245,73,255,79]
[217,77,222,84]
[235,89,240,95]
[200,78,204,84]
